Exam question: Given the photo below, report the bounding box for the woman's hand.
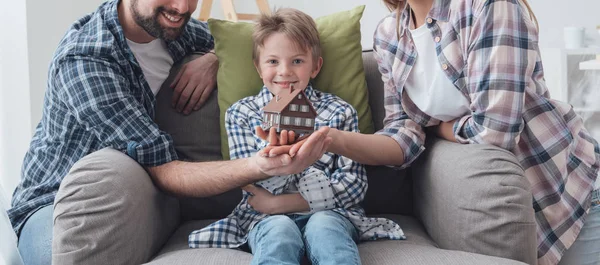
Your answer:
[434,120,458,142]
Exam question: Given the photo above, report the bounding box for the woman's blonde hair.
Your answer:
[252,8,321,67]
[381,0,538,29]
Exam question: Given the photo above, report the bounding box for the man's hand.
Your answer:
[243,184,278,214]
[171,52,218,115]
[251,126,332,177]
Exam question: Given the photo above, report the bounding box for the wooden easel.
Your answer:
[198,0,271,22]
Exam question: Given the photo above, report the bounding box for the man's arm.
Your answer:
[147,158,264,197]
[58,57,178,167]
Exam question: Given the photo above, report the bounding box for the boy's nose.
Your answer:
[278,65,292,76]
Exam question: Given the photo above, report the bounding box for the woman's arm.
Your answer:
[452,0,538,150]
[328,129,404,166]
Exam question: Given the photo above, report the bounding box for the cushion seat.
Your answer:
[145,215,525,265]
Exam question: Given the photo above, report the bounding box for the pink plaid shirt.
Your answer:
[373,0,600,264]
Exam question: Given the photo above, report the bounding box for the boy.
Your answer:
[189,8,404,264]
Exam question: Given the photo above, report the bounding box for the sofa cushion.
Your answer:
[155,54,242,221]
[146,215,525,265]
[207,5,374,159]
[155,54,223,162]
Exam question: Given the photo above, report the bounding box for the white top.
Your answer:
[404,24,470,122]
[126,38,173,95]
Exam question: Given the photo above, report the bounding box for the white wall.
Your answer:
[1,0,32,204]
[27,0,107,133]
[199,0,390,49]
[529,0,600,48]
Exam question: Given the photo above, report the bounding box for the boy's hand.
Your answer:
[243,185,310,214]
[251,127,331,177]
[256,126,320,157]
[243,184,278,214]
[256,127,296,145]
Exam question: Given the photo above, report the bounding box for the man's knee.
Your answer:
[57,148,148,198]
[18,205,53,265]
[54,147,156,227]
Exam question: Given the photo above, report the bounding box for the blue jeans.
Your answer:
[17,204,53,265]
[247,210,360,265]
[559,189,600,265]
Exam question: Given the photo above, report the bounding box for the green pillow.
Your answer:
[208,5,373,160]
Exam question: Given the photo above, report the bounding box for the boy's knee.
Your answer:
[255,215,300,238]
[305,211,354,235]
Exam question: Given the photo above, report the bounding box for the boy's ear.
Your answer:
[311,57,323,78]
[254,61,263,78]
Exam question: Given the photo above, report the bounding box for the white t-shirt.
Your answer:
[405,25,600,190]
[126,38,173,95]
[404,24,470,122]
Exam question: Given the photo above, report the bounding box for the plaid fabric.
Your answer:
[8,0,213,234]
[189,86,405,248]
[373,0,600,264]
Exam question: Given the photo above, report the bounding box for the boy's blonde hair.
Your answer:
[252,8,321,68]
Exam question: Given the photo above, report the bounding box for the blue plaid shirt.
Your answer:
[189,86,405,248]
[8,0,213,234]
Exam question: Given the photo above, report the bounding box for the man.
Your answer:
[9,0,330,264]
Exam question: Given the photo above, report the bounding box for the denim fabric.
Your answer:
[559,189,600,265]
[18,205,52,265]
[247,211,360,265]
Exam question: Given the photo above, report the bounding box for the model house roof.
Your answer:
[263,86,316,115]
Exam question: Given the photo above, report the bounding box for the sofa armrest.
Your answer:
[53,148,180,265]
[411,137,537,265]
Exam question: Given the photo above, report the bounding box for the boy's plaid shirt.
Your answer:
[373,0,600,264]
[189,86,405,248]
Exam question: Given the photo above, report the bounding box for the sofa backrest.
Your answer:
[154,51,413,222]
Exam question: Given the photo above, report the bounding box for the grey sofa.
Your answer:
[52,50,537,265]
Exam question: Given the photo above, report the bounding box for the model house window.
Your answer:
[283,116,291,125]
[300,105,309,112]
[294,117,302,126]
[289,104,298,111]
[274,114,280,125]
[298,94,302,99]
[305,118,313,127]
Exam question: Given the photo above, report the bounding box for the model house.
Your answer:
[262,86,317,135]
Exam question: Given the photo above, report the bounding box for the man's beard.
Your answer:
[131,0,191,41]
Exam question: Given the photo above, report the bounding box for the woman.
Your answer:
[349,0,599,264]
[260,0,599,264]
